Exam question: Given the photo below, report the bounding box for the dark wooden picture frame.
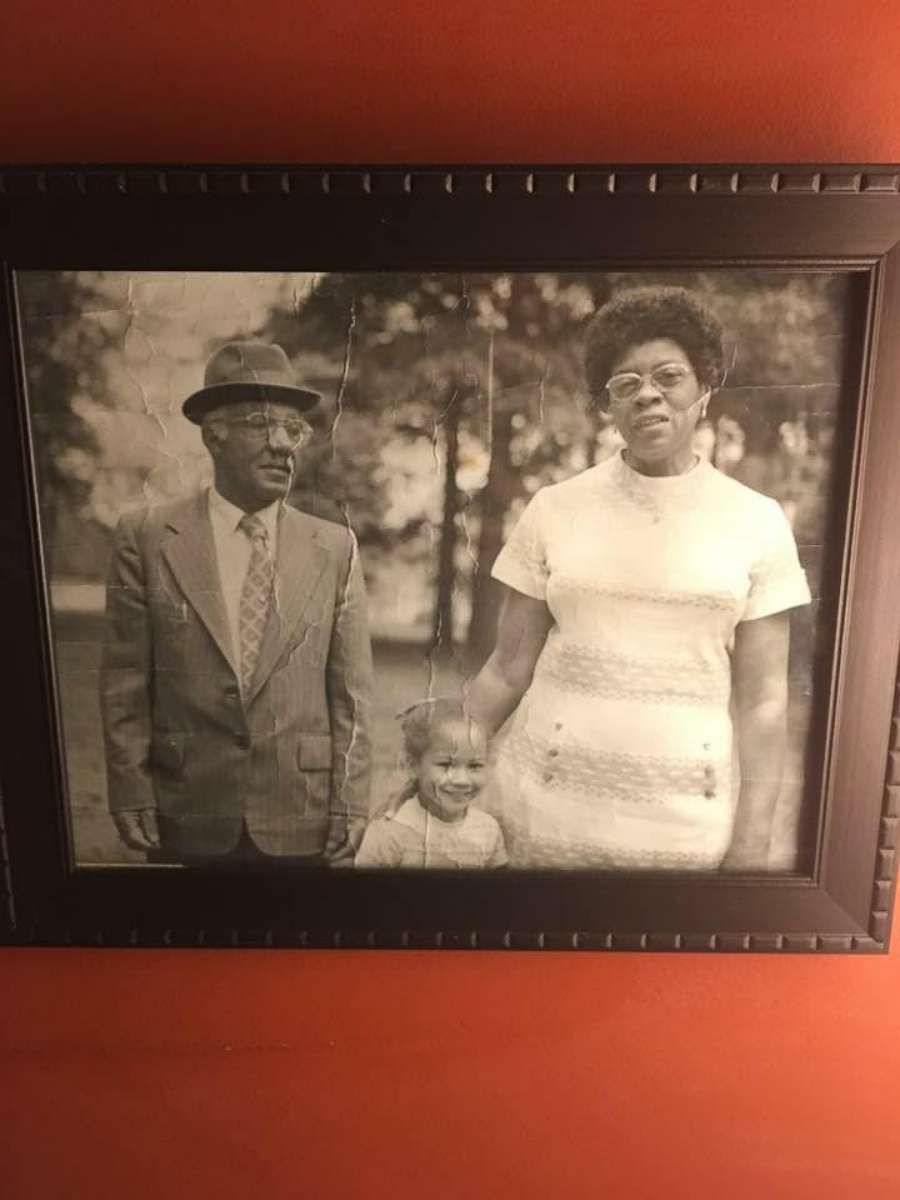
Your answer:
[1,162,899,952]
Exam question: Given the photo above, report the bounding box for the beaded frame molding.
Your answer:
[0,162,899,953]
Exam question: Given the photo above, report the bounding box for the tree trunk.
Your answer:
[430,395,461,652]
[466,408,518,669]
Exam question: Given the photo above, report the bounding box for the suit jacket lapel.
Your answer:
[247,507,328,703]
[160,493,237,676]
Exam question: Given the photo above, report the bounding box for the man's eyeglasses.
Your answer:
[213,411,312,446]
[603,362,699,408]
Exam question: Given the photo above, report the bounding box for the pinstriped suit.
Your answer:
[100,491,374,859]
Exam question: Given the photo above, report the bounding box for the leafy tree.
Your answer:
[17,271,119,572]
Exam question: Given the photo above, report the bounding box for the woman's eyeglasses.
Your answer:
[214,411,312,446]
[603,362,698,407]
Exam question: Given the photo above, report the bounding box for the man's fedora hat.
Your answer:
[182,340,322,425]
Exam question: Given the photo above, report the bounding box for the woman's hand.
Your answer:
[719,840,770,873]
[466,587,553,735]
[725,610,791,872]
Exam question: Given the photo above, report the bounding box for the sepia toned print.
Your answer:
[17,268,850,873]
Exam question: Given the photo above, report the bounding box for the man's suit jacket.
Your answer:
[99,492,374,858]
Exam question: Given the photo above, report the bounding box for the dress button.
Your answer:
[548,748,559,758]
[554,722,563,731]
[543,772,554,784]
[704,788,715,799]
[224,684,240,700]
[234,733,251,750]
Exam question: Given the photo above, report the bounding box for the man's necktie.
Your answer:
[238,513,274,693]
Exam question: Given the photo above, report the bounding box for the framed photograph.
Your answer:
[1,163,899,952]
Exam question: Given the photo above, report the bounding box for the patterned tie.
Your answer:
[238,513,274,693]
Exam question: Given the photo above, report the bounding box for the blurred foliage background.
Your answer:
[17,269,856,866]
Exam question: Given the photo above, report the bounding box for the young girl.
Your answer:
[355,699,508,869]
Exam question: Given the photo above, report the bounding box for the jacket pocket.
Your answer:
[297,734,333,770]
[150,733,185,778]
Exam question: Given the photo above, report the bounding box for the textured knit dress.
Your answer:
[488,450,811,870]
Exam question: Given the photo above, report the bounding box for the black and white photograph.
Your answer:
[17,267,852,876]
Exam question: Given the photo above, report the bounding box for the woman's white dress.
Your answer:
[489,450,811,870]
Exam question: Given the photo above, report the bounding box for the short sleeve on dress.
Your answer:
[490,491,549,601]
[741,498,812,622]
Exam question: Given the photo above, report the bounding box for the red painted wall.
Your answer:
[4,3,900,1197]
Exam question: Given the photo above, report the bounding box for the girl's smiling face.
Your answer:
[415,718,489,824]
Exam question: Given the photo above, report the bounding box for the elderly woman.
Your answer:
[467,286,811,871]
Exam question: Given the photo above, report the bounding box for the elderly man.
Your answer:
[100,340,374,864]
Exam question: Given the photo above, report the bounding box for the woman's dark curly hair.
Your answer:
[584,286,725,407]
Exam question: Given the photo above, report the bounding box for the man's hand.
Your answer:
[113,809,160,853]
[323,815,366,867]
